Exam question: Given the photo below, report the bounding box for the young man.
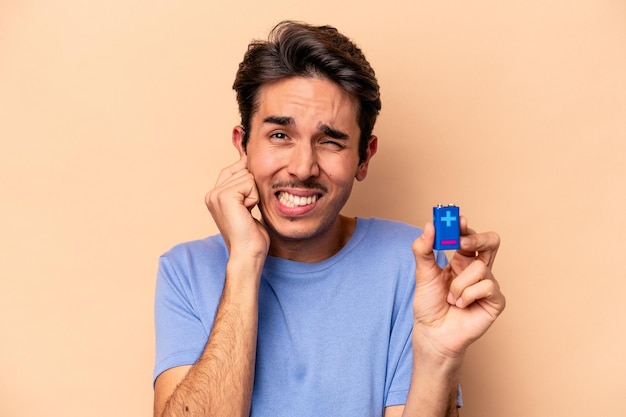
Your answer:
[153,21,505,417]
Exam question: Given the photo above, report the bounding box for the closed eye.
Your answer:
[320,139,345,149]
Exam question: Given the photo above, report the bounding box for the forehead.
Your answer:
[252,76,359,130]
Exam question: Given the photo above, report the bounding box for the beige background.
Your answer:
[1,1,625,416]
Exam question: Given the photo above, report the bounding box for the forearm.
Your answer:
[402,352,462,417]
[160,258,262,417]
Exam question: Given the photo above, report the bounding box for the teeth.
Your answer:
[278,192,318,207]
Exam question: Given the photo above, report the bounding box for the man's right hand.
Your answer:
[205,155,270,259]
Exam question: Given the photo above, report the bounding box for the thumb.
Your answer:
[412,222,442,284]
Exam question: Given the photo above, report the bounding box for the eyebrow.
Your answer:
[262,116,350,140]
[262,116,294,126]
[319,124,349,140]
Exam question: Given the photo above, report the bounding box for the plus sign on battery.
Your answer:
[440,210,457,227]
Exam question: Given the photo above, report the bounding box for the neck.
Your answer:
[267,215,356,262]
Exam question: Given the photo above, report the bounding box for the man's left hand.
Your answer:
[411,217,506,361]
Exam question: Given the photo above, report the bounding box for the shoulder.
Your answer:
[160,234,227,263]
[157,234,228,282]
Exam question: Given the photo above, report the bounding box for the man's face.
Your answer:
[234,76,376,252]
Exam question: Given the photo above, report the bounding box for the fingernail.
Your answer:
[447,292,455,305]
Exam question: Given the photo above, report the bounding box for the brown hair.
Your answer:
[232,21,381,162]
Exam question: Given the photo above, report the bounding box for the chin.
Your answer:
[264,215,334,242]
[270,220,319,240]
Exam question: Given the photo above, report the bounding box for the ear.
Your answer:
[355,135,378,181]
[232,126,246,156]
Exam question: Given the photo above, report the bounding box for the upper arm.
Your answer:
[153,365,192,417]
[384,405,404,417]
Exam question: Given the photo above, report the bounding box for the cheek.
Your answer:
[319,154,360,182]
[248,151,284,178]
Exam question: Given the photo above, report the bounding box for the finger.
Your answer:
[206,166,258,214]
[459,216,476,236]
[216,167,253,190]
[215,154,248,185]
[460,231,500,269]
[412,222,443,283]
[239,173,260,210]
[454,276,504,314]
[459,216,470,234]
[209,172,259,209]
[454,216,478,258]
[447,259,490,305]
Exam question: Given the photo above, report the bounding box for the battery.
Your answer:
[433,204,460,250]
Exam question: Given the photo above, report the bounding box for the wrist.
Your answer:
[412,351,463,382]
[224,254,265,296]
[411,335,465,377]
[228,249,266,271]
[405,341,462,415]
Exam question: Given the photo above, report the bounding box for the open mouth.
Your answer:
[276,191,320,208]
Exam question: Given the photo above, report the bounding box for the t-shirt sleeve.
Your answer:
[383,258,415,406]
[153,253,208,385]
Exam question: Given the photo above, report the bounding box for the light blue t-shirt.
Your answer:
[154,217,450,416]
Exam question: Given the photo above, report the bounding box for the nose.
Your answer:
[287,142,320,180]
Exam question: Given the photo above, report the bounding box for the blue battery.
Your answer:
[433,205,460,250]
